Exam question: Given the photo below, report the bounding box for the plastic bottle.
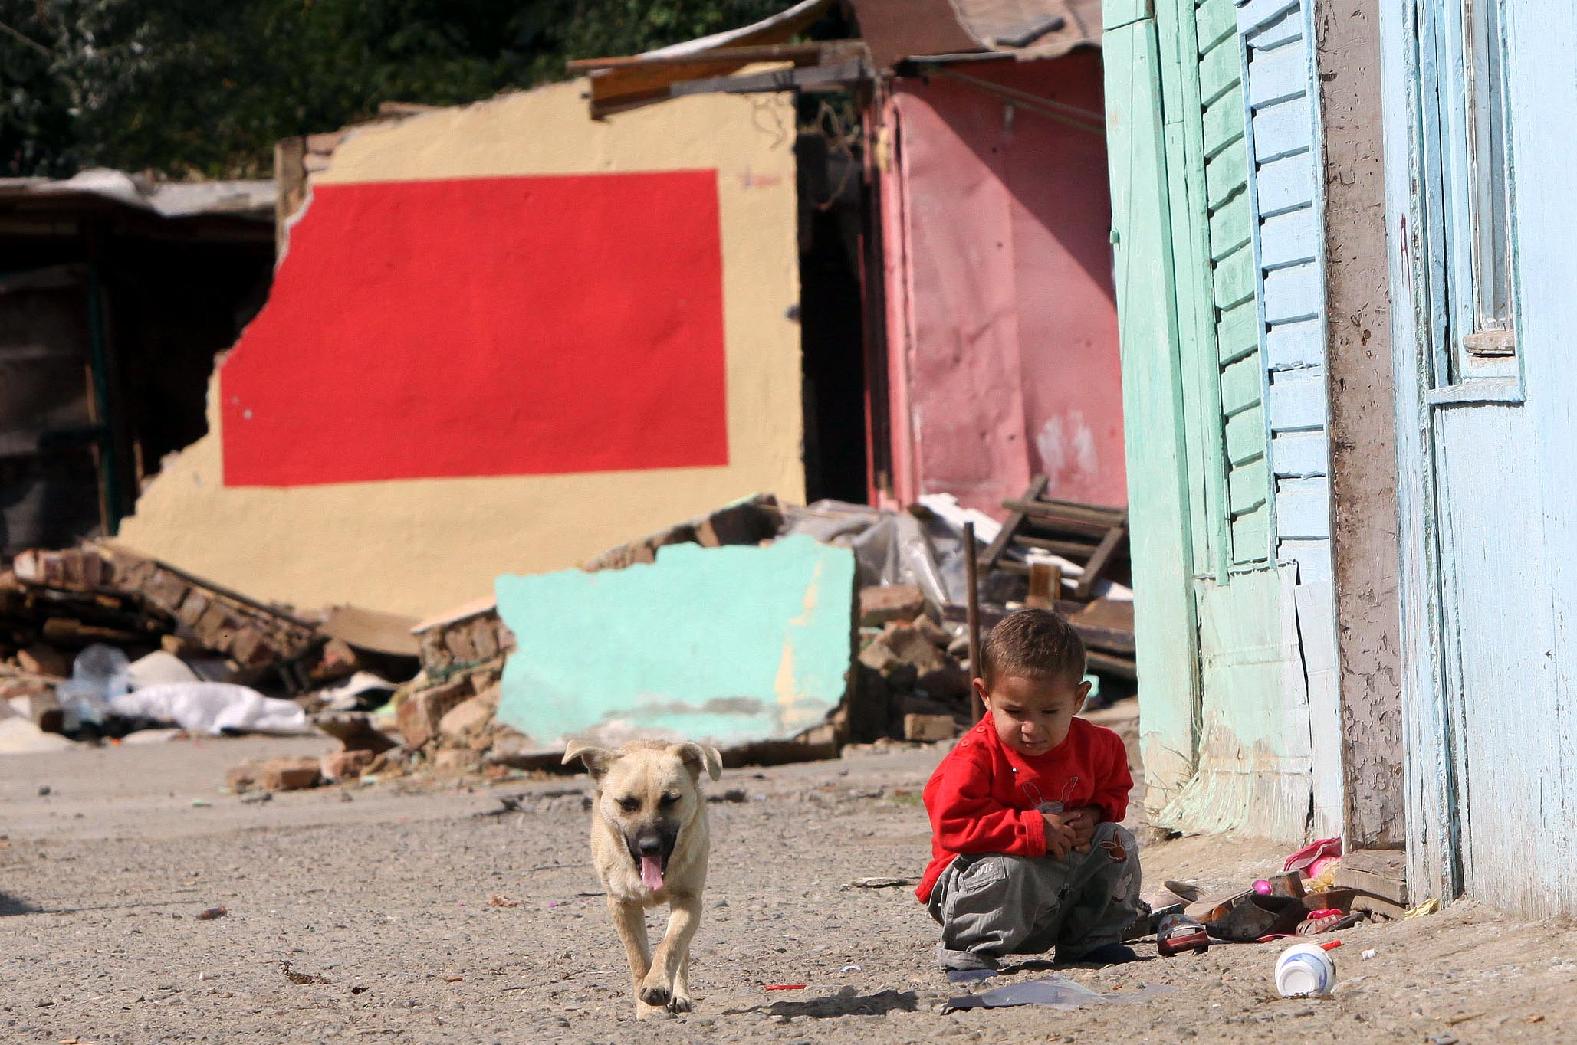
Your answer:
[1275,940,1340,997]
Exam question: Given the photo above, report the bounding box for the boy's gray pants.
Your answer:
[927,822,1141,966]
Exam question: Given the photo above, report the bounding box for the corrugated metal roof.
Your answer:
[0,169,274,220]
[850,0,1100,69]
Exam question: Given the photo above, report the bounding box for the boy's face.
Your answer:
[977,672,1091,757]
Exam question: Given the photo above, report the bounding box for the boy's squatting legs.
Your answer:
[927,822,1141,969]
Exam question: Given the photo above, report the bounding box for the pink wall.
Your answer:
[879,51,1125,515]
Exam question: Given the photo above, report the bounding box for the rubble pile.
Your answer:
[854,584,973,743]
[1,489,1140,790]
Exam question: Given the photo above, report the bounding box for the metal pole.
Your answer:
[964,521,983,723]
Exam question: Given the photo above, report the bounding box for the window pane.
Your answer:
[1467,0,1512,330]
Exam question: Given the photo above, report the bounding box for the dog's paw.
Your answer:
[666,992,692,1014]
[638,982,671,1008]
[634,999,670,1021]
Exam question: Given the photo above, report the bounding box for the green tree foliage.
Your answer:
[1,0,786,178]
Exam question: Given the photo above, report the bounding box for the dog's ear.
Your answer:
[562,742,616,779]
[673,742,723,782]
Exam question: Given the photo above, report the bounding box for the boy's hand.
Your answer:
[1062,805,1105,852]
[1041,812,1078,858]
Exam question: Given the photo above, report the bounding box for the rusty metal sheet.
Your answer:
[850,0,1100,69]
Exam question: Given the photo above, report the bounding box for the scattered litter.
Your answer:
[1426,1035,1458,1045]
[488,895,521,908]
[1406,898,1441,919]
[840,964,862,973]
[1283,837,1342,879]
[1156,913,1209,957]
[1274,941,1340,998]
[843,877,917,890]
[110,682,310,735]
[764,984,808,991]
[1444,1012,1485,1026]
[944,975,1168,1012]
[945,968,997,985]
[191,799,211,808]
[281,961,331,985]
[1361,948,1377,960]
[196,906,228,920]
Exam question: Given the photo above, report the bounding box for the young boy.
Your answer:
[917,608,1141,971]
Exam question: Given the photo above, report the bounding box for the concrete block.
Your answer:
[496,535,854,749]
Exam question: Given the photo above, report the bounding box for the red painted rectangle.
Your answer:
[221,171,728,486]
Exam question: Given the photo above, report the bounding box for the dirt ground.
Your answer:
[3,713,1576,1044]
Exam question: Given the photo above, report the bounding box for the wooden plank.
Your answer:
[1256,159,1314,217]
[1251,94,1313,162]
[979,476,1050,569]
[1213,243,1256,310]
[1246,5,1302,50]
[1259,207,1319,270]
[1074,523,1128,600]
[1268,365,1327,431]
[1216,299,1259,365]
[1225,405,1267,465]
[1271,429,1327,477]
[1015,535,1099,560]
[1103,0,1154,30]
[1229,456,1269,514]
[1205,136,1248,209]
[1220,355,1263,418]
[1274,476,1330,538]
[1194,0,1238,51]
[1104,12,1203,805]
[1231,503,1271,562]
[1237,0,1298,34]
[1001,498,1126,527]
[1263,264,1321,324]
[1246,35,1307,109]
[1199,36,1243,106]
[1279,538,1332,584]
[1087,650,1138,680]
[1208,191,1252,261]
[1265,317,1322,369]
[1202,91,1246,160]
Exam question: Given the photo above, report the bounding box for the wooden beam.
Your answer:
[1073,521,1128,600]
[978,475,1050,571]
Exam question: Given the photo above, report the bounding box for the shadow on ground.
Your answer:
[1,891,38,916]
[723,987,920,1019]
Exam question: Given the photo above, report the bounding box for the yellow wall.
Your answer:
[118,81,803,619]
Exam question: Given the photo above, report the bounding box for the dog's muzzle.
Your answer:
[626,823,678,891]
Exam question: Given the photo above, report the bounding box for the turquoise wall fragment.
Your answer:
[494,535,855,747]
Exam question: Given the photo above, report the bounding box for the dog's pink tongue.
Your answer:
[640,856,664,890]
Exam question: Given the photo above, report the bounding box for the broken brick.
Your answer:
[396,679,472,749]
[320,748,376,782]
[438,692,497,743]
[859,584,926,627]
[903,713,958,743]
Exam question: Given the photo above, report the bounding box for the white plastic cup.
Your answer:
[1275,942,1337,997]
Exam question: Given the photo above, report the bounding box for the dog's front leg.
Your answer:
[608,897,661,1019]
[639,894,701,1011]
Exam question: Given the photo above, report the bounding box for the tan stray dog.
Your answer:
[563,739,723,1018]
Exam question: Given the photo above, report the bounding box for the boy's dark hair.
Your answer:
[980,609,1087,688]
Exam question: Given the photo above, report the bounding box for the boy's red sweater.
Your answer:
[916,716,1133,903]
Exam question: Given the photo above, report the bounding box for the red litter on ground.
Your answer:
[764,983,807,991]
